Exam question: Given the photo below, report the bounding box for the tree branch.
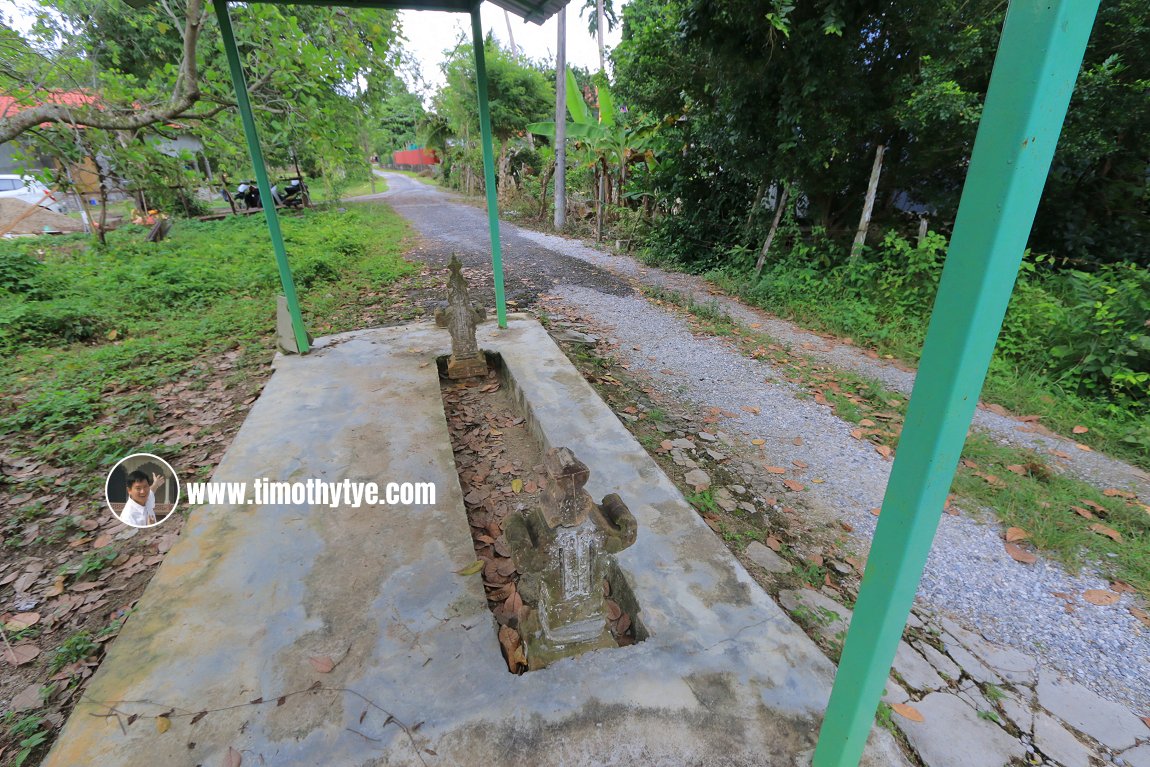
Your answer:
[0,0,206,144]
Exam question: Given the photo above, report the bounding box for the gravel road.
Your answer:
[372,171,1150,714]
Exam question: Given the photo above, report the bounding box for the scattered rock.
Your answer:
[697,431,717,442]
[778,589,850,643]
[745,541,791,574]
[713,488,737,512]
[684,468,711,491]
[896,692,1025,767]
[670,438,696,450]
[893,642,947,692]
[705,449,729,461]
[1034,713,1091,767]
[554,330,599,345]
[1036,669,1145,751]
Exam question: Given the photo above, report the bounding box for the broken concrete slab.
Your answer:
[892,641,946,692]
[913,639,962,682]
[940,632,1003,686]
[896,692,1025,767]
[940,618,1035,684]
[1120,744,1150,767]
[1036,668,1145,751]
[1000,692,1035,734]
[1034,713,1091,767]
[745,541,791,574]
[43,317,908,767]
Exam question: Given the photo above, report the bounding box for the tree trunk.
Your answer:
[553,3,567,230]
[539,158,555,218]
[744,181,766,230]
[753,183,789,277]
[95,156,109,246]
[596,0,606,71]
[917,216,929,246]
[850,143,886,258]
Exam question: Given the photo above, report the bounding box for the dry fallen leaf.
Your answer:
[765,466,787,475]
[221,746,242,767]
[455,560,484,576]
[510,478,524,494]
[1089,523,1123,543]
[4,612,40,631]
[1102,488,1135,499]
[1005,527,1029,543]
[1004,542,1037,565]
[1082,590,1120,606]
[156,716,171,734]
[1070,506,1096,520]
[891,703,924,722]
[875,445,893,459]
[792,436,804,446]
[1130,607,1150,629]
[1005,464,1027,476]
[307,656,335,674]
[2,644,41,666]
[1072,425,1088,434]
[741,405,761,415]
[765,536,782,552]
[751,438,766,446]
[782,479,805,492]
[870,507,881,516]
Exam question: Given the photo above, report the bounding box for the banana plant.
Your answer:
[528,69,658,232]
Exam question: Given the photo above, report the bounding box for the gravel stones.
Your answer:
[1037,669,1147,751]
[683,468,711,490]
[896,692,1025,767]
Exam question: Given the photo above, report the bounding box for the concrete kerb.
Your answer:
[43,315,907,767]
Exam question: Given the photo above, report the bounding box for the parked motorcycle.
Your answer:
[228,178,307,210]
[273,178,308,208]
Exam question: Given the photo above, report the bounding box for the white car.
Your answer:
[0,174,64,213]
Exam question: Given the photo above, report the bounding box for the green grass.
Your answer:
[707,268,1149,471]
[0,204,415,486]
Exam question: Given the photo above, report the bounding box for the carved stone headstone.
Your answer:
[435,254,487,379]
[504,447,638,669]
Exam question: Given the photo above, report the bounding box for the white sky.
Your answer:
[400,1,625,98]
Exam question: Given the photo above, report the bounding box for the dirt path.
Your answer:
[371,172,1150,714]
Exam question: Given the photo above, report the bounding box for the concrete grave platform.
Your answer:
[44,316,907,767]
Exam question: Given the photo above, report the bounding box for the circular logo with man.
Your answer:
[105,453,181,528]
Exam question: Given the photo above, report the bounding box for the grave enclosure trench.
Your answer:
[439,351,648,673]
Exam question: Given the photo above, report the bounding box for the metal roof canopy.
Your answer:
[241,0,566,24]
[202,0,540,352]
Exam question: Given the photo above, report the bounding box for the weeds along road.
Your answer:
[368,170,1150,714]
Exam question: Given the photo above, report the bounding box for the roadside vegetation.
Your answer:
[0,204,420,766]
[644,287,1150,598]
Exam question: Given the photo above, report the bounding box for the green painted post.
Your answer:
[470,1,508,328]
[212,0,310,353]
[811,2,1100,765]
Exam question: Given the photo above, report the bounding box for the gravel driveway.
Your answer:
[370,171,1150,714]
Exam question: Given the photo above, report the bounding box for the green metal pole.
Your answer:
[470,1,508,328]
[212,0,310,353]
[811,2,1099,765]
